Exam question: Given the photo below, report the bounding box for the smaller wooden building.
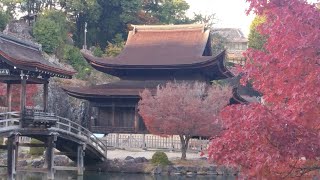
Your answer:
[64,24,246,134]
[0,33,75,126]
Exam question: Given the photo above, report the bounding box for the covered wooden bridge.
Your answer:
[0,33,107,179]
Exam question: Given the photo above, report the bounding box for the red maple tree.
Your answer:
[138,82,232,160]
[0,83,39,111]
[208,0,320,178]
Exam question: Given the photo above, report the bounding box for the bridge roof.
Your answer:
[0,33,75,78]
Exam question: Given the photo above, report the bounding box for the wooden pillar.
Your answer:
[7,133,19,180]
[20,75,27,127]
[45,134,57,180]
[77,144,85,176]
[111,102,115,127]
[115,133,119,148]
[7,83,12,112]
[43,82,48,112]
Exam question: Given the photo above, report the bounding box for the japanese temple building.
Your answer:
[64,24,247,134]
[0,32,75,125]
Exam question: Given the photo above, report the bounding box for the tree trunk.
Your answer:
[179,135,191,160]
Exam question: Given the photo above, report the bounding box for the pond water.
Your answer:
[11,171,236,180]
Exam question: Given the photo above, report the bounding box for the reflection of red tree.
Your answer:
[209,0,320,178]
[0,83,39,111]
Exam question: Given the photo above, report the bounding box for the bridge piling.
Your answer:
[45,133,58,180]
[7,133,19,180]
[77,143,86,176]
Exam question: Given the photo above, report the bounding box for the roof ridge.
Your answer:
[131,24,205,32]
[0,32,41,51]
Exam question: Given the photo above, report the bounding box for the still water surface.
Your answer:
[13,171,236,180]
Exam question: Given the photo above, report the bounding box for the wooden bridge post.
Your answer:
[46,133,58,180]
[7,133,19,180]
[77,143,86,176]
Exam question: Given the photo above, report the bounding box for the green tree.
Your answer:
[33,18,61,53]
[0,11,9,31]
[248,16,267,50]
[143,0,191,24]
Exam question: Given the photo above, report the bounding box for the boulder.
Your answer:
[54,155,69,166]
[152,165,162,175]
[134,157,148,163]
[31,159,44,168]
[124,156,134,161]
[17,160,28,167]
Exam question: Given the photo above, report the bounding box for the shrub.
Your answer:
[33,18,61,53]
[0,11,9,31]
[63,45,92,79]
[29,139,45,156]
[151,151,170,166]
[93,46,104,57]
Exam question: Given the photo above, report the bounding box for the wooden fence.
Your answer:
[102,134,209,152]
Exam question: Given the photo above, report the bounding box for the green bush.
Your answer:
[29,139,45,156]
[33,18,61,53]
[0,11,9,31]
[93,46,104,57]
[151,151,170,166]
[63,45,92,79]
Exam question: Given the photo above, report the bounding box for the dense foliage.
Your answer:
[63,45,91,79]
[0,11,9,31]
[209,0,320,178]
[32,10,69,53]
[29,139,45,156]
[151,151,170,166]
[248,16,266,50]
[139,82,232,160]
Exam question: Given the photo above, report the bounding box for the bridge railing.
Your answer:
[54,116,107,155]
[0,112,20,128]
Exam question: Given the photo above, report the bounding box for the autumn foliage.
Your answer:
[139,82,232,160]
[209,0,320,178]
[0,83,38,111]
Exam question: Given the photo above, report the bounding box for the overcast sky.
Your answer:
[186,0,319,37]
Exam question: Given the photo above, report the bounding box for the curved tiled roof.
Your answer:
[0,33,75,78]
[81,24,215,68]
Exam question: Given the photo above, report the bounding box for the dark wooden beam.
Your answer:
[20,75,27,127]
[7,83,12,112]
[0,75,48,84]
[111,102,115,127]
[43,82,48,112]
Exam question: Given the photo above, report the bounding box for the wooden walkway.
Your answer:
[0,111,107,179]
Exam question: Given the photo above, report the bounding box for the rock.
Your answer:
[17,160,28,167]
[186,166,197,173]
[152,165,162,175]
[54,155,69,166]
[124,156,134,161]
[134,157,148,163]
[199,157,207,160]
[31,159,44,168]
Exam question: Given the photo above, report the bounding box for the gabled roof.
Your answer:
[211,28,248,43]
[0,33,75,78]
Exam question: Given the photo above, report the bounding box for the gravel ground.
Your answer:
[106,148,205,160]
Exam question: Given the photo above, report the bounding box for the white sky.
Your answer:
[186,0,319,37]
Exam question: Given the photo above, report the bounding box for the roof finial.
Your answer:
[83,22,87,50]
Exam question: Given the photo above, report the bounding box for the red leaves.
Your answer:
[138,82,232,137]
[0,83,39,110]
[208,0,320,178]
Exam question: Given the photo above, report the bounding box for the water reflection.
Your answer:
[11,171,236,180]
